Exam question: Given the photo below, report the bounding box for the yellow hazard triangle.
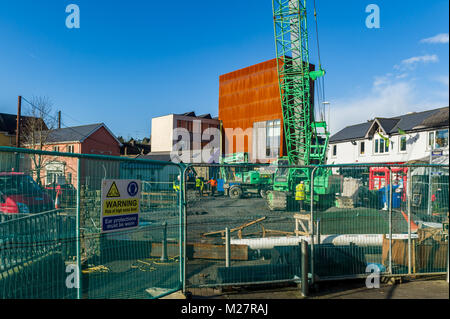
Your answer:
[107,182,121,198]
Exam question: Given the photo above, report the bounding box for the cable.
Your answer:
[312,0,328,124]
[313,0,322,70]
[21,97,125,151]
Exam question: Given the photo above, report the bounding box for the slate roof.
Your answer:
[176,111,215,119]
[330,107,449,143]
[42,123,105,143]
[135,152,172,162]
[376,118,401,133]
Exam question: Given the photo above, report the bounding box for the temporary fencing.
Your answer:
[182,162,448,291]
[0,146,183,299]
[1,146,448,298]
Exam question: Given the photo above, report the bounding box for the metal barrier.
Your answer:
[310,164,448,282]
[182,162,448,291]
[0,146,183,299]
[182,163,305,290]
[1,147,448,298]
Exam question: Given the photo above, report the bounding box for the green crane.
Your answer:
[267,0,338,210]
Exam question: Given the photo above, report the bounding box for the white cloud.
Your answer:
[420,33,449,44]
[328,75,448,135]
[394,54,439,71]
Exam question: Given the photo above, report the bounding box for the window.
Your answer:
[428,132,435,150]
[359,142,365,155]
[177,120,193,131]
[435,129,448,149]
[374,138,389,154]
[67,145,74,153]
[399,136,407,152]
[266,119,281,158]
[332,145,337,157]
[52,146,59,152]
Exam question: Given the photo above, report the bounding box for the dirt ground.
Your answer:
[186,276,449,299]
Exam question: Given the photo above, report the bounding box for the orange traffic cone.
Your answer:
[401,211,418,232]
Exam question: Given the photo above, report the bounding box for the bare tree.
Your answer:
[21,96,58,186]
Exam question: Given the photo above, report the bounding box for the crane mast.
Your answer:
[267,0,334,211]
[272,0,327,166]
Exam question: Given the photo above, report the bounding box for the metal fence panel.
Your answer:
[184,163,304,290]
[183,162,448,290]
[311,164,448,281]
[0,147,183,299]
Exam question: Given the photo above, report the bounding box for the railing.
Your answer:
[182,162,449,291]
[0,146,183,299]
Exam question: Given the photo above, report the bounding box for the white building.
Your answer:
[150,112,220,163]
[327,107,449,165]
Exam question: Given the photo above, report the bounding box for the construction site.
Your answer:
[0,0,448,301]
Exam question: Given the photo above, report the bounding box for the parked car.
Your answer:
[0,172,54,215]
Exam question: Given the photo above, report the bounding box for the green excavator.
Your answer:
[267,0,340,211]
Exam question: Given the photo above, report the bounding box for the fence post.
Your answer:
[427,158,433,216]
[225,227,231,268]
[161,221,168,262]
[301,240,309,297]
[407,167,412,275]
[316,219,321,245]
[181,165,187,294]
[388,167,393,275]
[76,158,82,299]
[447,229,449,283]
[310,167,318,286]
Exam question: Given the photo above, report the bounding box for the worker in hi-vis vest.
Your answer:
[195,176,204,197]
[173,175,181,192]
[206,178,218,197]
[296,181,306,212]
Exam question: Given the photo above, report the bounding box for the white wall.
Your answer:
[151,115,174,152]
[328,128,449,164]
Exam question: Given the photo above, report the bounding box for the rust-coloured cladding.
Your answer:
[219,58,316,162]
[219,58,284,159]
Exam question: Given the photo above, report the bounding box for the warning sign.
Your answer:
[106,182,121,198]
[101,179,141,233]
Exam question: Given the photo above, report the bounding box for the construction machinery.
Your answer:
[220,153,274,199]
[267,0,340,210]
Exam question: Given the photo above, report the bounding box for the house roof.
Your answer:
[39,123,121,145]
[135,152,172,162]
[330,106,449,143]
[175,111,216,120]
[0,112,48,134]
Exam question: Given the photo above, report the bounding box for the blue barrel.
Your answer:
[217,179,225,193]
[379,185,401,209]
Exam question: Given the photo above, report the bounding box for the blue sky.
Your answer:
[0,0,448,138]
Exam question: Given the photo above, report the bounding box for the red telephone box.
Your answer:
[369,164,408,201]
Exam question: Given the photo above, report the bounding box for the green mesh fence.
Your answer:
[184,162,448,291]
[0,147,183,299]
[312,164,448,279]
[184,163,304,290]
[1,146,448,298]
